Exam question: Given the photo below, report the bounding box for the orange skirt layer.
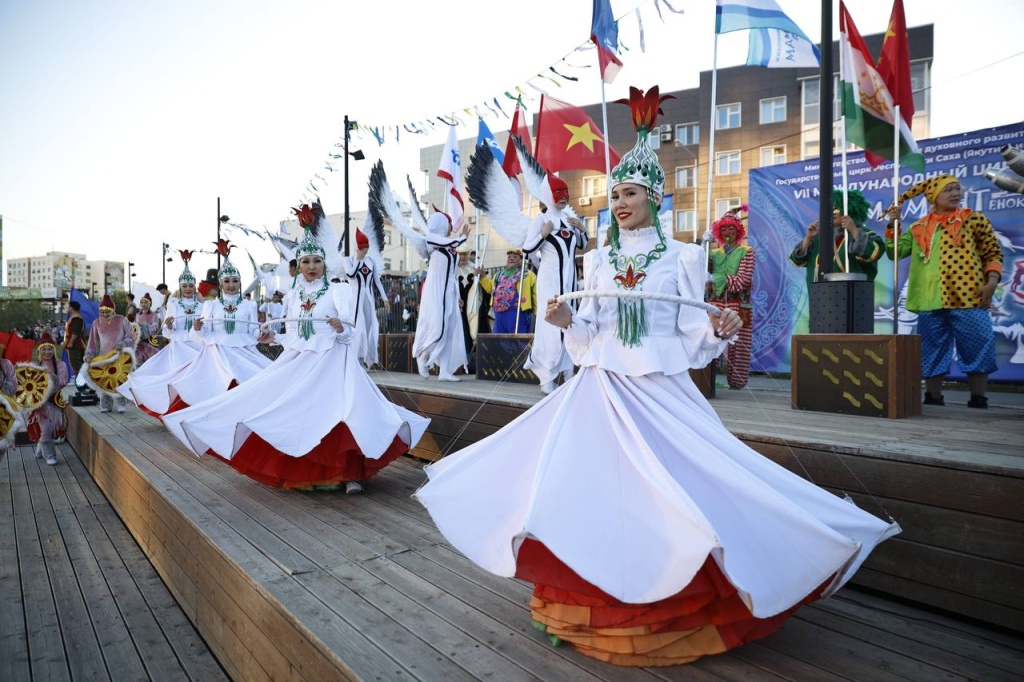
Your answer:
[226,420,408,489]
[515,538,827,667]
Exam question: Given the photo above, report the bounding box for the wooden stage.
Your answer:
[29,385,1020,681]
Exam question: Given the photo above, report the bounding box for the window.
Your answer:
[716,103,741,130]
[911,61,929,115]
[675,165,698,189]
[675,122,699,146]
[383,259,392,270]
[716,198,742,217]
[675,210,697,234]
[802,79,819,126]
[582,175,607,198]
[760,97,786,124]
[760,145,787,166]
[715,150,741,176]
[384,231,393,246]
[650,135,662,150]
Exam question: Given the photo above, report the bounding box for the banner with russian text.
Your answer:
[747,121,1024,382]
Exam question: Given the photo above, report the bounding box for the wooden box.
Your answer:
[792,334,921,419]
[382,333,415,373]
[475,334,538,384]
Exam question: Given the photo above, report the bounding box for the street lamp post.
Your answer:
[342,115,364,256]
[216,198,230,269]
[162,243,170,283]
[127,262,135,294]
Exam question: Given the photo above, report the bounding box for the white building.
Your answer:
[4,251,123,297]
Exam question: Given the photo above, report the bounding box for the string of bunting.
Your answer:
[299,0,684,199]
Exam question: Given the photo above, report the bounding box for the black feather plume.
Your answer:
[466,142,497,213]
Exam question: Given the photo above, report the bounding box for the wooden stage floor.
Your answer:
[0,441,227,682]
[29,397,1024,681]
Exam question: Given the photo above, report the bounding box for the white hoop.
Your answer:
[555,290,722,317]
[260,317,335,333]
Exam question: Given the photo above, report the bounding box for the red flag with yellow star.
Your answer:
[534,95,619,174]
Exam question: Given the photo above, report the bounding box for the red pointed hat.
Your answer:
[100,294,115,310]
[356,229,369,250]
[36,332,56,347]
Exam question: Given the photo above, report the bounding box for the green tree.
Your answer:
[0,299,52,332]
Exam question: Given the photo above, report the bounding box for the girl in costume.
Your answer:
[417,87,899,667]
[120,251,203,417]
[25,333,68,465]
[163,240,269,415]
[83,294,134,413]
[132,293,163,366]
[163,203,428,494]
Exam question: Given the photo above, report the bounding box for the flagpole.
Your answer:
[600,80,613,225]
[704,30,720,244]
[891,104,902,335]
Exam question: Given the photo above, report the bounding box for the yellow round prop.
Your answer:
[87,350,134,394]
[15,364,54,411]
[54,391,68,409]
[131,322,142,348]
[0,395,18,442]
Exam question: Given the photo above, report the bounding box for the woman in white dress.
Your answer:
[164,205,428,493]
[120,250,203,417]
[343,229,389,369]
[416,86,899,666]
[521,176,588,394]
[163,240,270,415]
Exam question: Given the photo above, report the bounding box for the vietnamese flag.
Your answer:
[534,95,620,174]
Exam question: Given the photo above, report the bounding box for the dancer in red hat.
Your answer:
[83,294,135,413]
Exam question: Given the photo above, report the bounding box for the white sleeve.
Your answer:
[676,244,728,367]
[563,250,601,364]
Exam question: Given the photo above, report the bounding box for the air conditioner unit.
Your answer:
[660,131,673,141]
[467,215,477,224]
[659,123,672,133]
[578,197,592,206]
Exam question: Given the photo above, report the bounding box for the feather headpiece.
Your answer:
[611,86,675,199]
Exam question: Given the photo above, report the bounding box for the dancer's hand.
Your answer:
[545,297,572,329]
[712,307,742,339]
[327,317,344,333]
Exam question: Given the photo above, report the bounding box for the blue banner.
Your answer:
[748,122,1024,382]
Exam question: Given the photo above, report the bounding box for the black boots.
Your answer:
[923,392,945,406]
[967,394,989,409]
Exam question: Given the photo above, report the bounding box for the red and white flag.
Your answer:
[437,124,465,231]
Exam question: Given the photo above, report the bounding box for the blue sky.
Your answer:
[2,0,1021,287]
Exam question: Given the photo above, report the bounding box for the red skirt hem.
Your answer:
[227,420,408,489]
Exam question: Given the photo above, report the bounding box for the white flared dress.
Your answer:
[163,295,270,414]
[521,214,586,385]
[417,227,900,666]
[163,278,429,489]
[344,255,387,368]
[413,233,468,377]
[119,296,202,417]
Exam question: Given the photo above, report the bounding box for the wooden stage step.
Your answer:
[60,402,1024,681]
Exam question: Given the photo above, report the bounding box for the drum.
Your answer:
[14,363,55,411]
[0,394,25,451]
[84,349,135,396]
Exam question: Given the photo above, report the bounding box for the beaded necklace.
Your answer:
[298,278,330,340]
[607,200,667,348]
[218,293,241,334]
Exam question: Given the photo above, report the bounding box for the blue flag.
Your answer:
[69,287,99,333]
[716,0,814,38]
[476,118,505,166]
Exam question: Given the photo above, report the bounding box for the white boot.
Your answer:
[34,444,43,459]
[540,382,557,394]
[417,355,431,378]
[99,394,113,413]
[44,442,57,466]
[437,373,460,382]
[345,481,364,495]
[115,396,127,413]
